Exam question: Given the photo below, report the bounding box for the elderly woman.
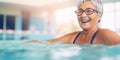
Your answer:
[31,0,120,45]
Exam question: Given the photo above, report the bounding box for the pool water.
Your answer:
[0,41,120,60]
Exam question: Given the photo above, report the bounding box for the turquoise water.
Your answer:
[0,41,120,60]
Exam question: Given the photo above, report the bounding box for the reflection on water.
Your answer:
[0,41,120,60]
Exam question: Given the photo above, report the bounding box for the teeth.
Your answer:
[82,20,88,22]
[81,19,90,23]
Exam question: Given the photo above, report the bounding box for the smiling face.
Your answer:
[77,1,101,30]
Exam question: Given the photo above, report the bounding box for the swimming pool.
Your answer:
[0,41,120,60]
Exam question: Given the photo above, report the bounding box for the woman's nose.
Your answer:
[81,12,87,17]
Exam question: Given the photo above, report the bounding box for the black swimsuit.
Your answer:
[73,29,99,44]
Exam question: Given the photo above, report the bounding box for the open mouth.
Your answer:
[81,19,91,23]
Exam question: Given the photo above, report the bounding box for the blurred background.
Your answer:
[0,0,120,41]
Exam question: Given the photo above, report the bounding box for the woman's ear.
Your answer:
[97,13,102,22]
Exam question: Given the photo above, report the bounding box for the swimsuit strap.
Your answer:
[73,32,81,44]
[90,29,100,44]
[73,29,100,44]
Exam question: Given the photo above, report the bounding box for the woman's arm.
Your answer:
[26,32,78,44]
[46,32,78,44]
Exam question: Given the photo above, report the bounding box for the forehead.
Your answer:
[79,1,96,9]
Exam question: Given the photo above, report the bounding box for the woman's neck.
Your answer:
[82,26,100,36]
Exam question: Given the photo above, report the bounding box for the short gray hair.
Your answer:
[76,0,103,15]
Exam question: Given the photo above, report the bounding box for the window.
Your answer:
[0,14,16,40]
[0,14,16,30]
[0,14,4,29]
[6,15,16,30]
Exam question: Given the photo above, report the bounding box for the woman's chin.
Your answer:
[81,26,90,30]
[80,24,90,28]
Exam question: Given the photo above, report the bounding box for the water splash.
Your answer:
[0,41,120,60]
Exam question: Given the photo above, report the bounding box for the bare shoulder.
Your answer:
[98,29,119,35]
[54,31,81,43]
[98,29,120,45]
[60,31,81,40]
